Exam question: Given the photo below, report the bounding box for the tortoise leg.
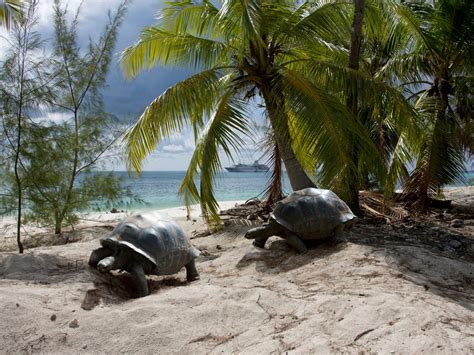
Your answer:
[89,247,114,268]
[286,233,308,254]
[253,236,270,249]
[185,259,200,281]
[334,224,345,239]
[129,263,149,297]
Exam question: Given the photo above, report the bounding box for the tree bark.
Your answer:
[346,0,365,213]
[414,85,450,209]
[260,85,315,191]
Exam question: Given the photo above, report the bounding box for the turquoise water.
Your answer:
[112,171,292,210]
[107,170,473,211]
[463,171,474,185]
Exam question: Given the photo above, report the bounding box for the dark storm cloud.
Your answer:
[100,0,192,119]
[28,0,189,120]
[103,64,192,120]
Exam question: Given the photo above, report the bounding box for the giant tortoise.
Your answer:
[245,188,356,253]
[89,211,200,297]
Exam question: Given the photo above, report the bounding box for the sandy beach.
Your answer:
[0,188,473,353]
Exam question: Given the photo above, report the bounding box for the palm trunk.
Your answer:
[404,75,451,209]
[346,0,365,213]
[419,90,450,208]
[260,85,315,191]
[263,140,284,205]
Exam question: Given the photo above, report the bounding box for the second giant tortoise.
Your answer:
[245,188,356,253]
[89,211,200,297]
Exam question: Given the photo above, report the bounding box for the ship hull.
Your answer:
[225,161,270,172]
[225,167,269,172]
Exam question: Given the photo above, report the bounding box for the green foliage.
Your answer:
[0,0,128,238]
[0,0,52,252]
[17,118,125,232]
[121,0,414,223]
[258,128,284,205]
[390,0,474,204]
[0,0,23,30]
[119,0,472,222]
[20,0,128,234]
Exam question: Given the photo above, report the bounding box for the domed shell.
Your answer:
[101,211,198,273]
[271,188,356,239]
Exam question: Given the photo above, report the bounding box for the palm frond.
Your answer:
[159,0,220,38]
[282,0,351,45]
[280,68,384,196]
[262,138,284,205]
[219,0,262,45]
[384,133,412,198]
[120,27,232,79]
[404,94,466,202]
[179,91,250,225]
[0,0,22,30]
[123,69,226,172]
[393,1,436,55]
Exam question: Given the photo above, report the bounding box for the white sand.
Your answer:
[0,193,473,353]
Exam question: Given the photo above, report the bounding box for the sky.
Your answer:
[0,0,265,171]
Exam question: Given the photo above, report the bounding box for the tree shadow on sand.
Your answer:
[0,253,88,283]
[236,238,346,273]
[235,218,473,310]
[81,268,192,310]
[0,252,194,310]
[346,223,473,311]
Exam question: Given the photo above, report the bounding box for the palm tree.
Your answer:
[257,126,284,206]
[389,0,474,206]
[121,0,408,223]
[345,0,365,213]
[0,0,23,30]
[346,0,421,197]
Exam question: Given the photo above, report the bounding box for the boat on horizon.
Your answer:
[225,161,270,172]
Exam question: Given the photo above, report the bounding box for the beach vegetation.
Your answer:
[120,0,413,223]
[0,0,49,252]
[22,0,127,234]
[0,0,127,250]
[1,0,471,243]
[259,128,284,206]
[394,0,474,207]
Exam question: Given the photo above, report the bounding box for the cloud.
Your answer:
[154,131,196,155]
[34,111,71,123]
[161,144,192,154]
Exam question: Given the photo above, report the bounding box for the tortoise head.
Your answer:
[344,216,357,230]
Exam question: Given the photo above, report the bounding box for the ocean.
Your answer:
[105,170,474,211]
[108,171,291,211]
